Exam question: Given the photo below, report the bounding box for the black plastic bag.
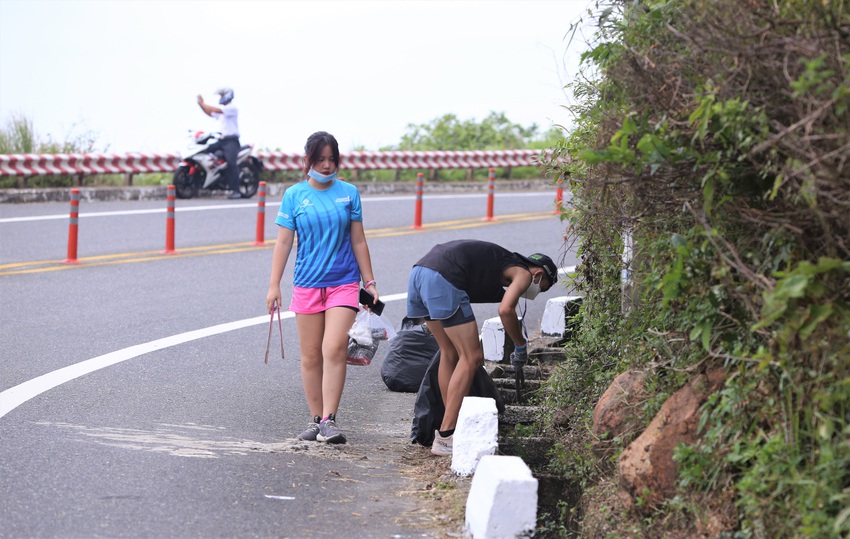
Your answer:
[380,323,440,392]
[410,351,506,447]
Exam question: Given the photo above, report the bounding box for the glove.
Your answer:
[510,345,528,368]
[510,345,527,400]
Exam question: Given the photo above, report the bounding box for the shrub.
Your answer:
[541,0,850,536]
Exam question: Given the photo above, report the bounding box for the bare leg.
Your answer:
[295,313,326,417]
[425,320,457,413]
[296,313,325,418]
[320,306,356,417]
[427,319,483,432]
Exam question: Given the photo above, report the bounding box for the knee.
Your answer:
[300,348,323,366]
[440,347,459,366]
[301,356,322,373]
[324,342,348,363]
[464,348,484,369]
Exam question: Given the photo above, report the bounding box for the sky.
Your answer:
[0,0,594,155]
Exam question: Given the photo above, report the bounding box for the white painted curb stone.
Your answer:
[540,295,583,337]
[452,396,499,477]
[465,455,538,538]
[480,316,522,362]
[481,317,506,362]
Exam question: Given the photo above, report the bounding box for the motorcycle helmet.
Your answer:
[217,88,234,105]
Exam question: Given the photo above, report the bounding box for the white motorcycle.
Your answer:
[172,130,263,199]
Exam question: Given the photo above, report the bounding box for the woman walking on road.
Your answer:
[266,131,379,444]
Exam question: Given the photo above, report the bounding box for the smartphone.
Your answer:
[359,288,385,316]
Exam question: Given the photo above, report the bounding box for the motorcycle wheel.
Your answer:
[173,166,199,199]
[238,163,260,199]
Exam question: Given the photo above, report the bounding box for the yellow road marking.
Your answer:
[0,211,553,276]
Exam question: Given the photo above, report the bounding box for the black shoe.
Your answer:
[227,192,242,200]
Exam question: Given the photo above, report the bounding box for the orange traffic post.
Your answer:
[554,174,565,214]
[412,172,424,229]
[62,188,81,264]
[485,167,495,221]
[554,186,564,213]
[254,181,267,246]
[162,185,178,254]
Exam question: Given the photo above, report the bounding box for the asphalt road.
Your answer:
[0,189,576,538]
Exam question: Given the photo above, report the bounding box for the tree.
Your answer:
[392,112,542,151]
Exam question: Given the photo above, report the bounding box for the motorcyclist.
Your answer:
[197,88,241,199]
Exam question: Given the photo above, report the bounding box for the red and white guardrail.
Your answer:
[0,149,549,176]
[0,153,182,176]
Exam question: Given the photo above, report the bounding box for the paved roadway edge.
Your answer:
[0,179,559,204]
[2,263,576,419]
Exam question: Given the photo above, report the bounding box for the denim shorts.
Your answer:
[290,282,359,314]
[406,266,475,328]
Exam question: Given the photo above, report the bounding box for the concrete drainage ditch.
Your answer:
[485,345,583,536]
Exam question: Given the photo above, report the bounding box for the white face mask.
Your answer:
[521,272,543,300]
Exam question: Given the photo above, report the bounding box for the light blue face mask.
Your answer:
[308,168,338,184]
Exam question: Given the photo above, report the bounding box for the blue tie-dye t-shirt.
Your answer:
[275,179,362,288]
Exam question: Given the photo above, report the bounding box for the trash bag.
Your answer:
[346,338,379,366]
[347,310,397,366]
[410,350,506,447]
[380,321,440,392]
[348,310,397,346]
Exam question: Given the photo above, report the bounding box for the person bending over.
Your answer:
[406,239,557,456]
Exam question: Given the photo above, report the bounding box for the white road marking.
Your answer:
[1,266,577,419]
[1,265,577,419]
[0,293,408,419]
[0,192,557,223]
[0,203,256,223]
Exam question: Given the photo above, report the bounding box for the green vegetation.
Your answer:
[0,113,93,188]
[344,112,560,182]
[539,0,850,537]
[392,111,556,151]
[0,113,170,189]
[0,112,97,155]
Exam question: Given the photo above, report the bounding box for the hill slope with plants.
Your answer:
[541,0,849,537]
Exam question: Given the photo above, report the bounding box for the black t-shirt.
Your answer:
[414,240,529,303]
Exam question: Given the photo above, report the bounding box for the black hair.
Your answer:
[303,131,340,175]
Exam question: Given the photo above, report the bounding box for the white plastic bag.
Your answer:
[346,310,398,366]
[348,310,373,346]
[369,312,398,342]
[348,310,398,345]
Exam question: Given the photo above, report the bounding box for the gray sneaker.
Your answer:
[297,416,321,441]
[316,413,346,444]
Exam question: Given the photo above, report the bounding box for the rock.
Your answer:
[591,370,647,457]
[617,368,726,512]
[551,405,575,429]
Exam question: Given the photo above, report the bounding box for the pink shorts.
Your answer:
[289,282,360,314]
